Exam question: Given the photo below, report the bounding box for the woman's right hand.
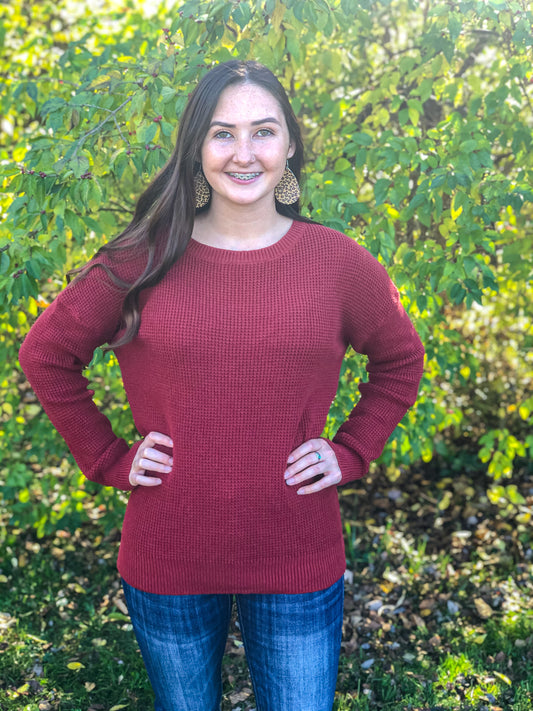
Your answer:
[129,431,174,487]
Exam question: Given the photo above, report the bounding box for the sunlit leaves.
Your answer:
[0,0,531,536]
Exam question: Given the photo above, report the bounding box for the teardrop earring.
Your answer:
[194,169,211,209]
[274,161,300,205]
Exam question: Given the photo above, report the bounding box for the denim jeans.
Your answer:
[121,576,344,711]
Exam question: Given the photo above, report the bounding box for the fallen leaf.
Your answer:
[114,597,129,615]
[419,598,436,610]
[474,597,493,619]
[229,688,252,704]
[447,600,460,615]
[380,580,394,594]
[67,662,85,670]
[494,671,512,685]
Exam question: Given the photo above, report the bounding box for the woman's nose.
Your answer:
[233,138,255,164]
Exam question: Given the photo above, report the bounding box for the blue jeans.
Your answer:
[121,576,344,711]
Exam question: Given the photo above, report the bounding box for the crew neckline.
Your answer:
[187,219,307,264]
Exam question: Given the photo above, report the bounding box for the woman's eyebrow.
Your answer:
[209,117,282,128]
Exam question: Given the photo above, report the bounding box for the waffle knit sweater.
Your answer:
[19,220,425,594]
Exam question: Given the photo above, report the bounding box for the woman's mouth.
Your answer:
[227,172,261,181]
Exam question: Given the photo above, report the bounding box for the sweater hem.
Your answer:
[117,541,347,595]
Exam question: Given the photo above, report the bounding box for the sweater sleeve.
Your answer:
[328,246,425,485]
[18,253,145,491]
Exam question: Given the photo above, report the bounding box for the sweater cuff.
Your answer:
[324,439,366,485]
[86,438,143,491]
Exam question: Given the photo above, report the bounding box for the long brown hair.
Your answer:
[70,60,312,349]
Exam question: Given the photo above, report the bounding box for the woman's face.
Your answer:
[200,82,295,212]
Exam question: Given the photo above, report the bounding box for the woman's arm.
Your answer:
[328,298,425,484]
[285,241,425,492]
[19,257,144,490]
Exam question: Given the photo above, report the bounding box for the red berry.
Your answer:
[29,170,35,175]
[39,172,46,178]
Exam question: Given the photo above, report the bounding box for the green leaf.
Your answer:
[138,122,158,145]
[232,1,252,30]
[69,155,90,179]
[374,179,390,206]
[161,86,176,103]
[0,251,10,275]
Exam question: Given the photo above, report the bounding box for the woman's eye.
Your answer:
[214,130,232,139]
[256,128,274,137]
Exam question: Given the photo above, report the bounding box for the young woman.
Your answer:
[19,60,425,711]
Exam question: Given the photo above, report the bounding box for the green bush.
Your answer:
[1,0,532,534]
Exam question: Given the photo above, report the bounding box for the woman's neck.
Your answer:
[192,202,293,251]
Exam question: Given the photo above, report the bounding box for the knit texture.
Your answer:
[19,220,425,594]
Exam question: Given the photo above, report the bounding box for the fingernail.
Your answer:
[284,471,290,479]
[286,477,295,485]
[287,455,293,463]
[169,458,173,465]
[297,489,305,495]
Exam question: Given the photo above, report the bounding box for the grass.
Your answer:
[1,461,533,710]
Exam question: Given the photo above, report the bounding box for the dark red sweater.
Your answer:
[19,220,425,594]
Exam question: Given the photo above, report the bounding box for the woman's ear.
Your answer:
[288,141,296,160]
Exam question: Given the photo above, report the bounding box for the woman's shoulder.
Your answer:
[299,221,384,270]
[72,240,150,291]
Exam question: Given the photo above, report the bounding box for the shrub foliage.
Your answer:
[1,0,532,534]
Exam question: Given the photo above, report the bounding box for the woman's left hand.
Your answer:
[284,439,342,495]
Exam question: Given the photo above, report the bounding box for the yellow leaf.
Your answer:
[13,145,27,161]
[451,195,463,221]
[494,671,512,685]
[109,705,129,710]
[67,662,85,670]
[474,597,493,619]
[437,491,452,511]
[421,608,432,617]
[270,2,286,31]
[385,205,400,219]
[85,682,96,691]
[519,405,529,420]
[380,581,394,594]
[16,683,29,693]
[473,633,487,644]
[18,553,28,567]
[2,402,13,416]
